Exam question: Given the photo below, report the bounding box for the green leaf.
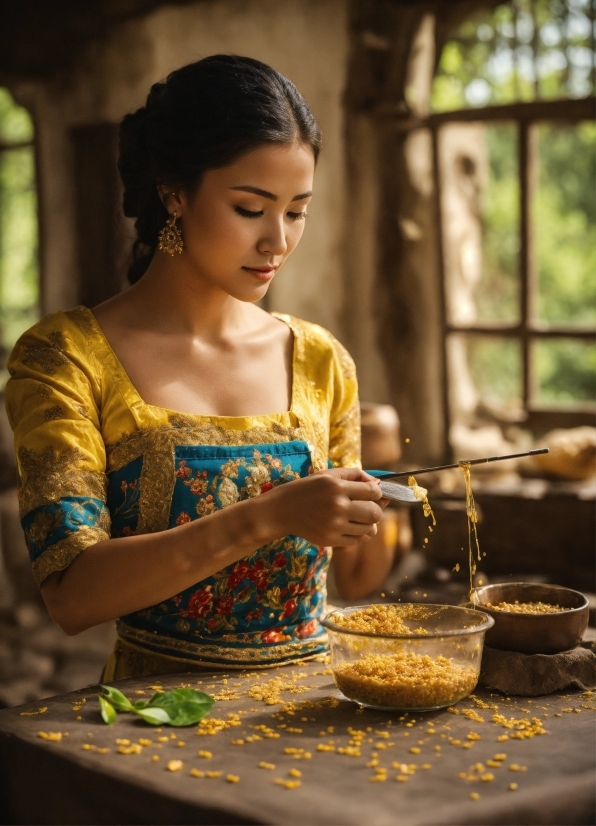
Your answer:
[99,696,117,725]
[146,688,215,726]
[156,700,211,727]
[100,685,133,712]
[132,706,171,725]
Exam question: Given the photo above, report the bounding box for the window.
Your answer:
[0,88,39,386]
[431,0,595,433]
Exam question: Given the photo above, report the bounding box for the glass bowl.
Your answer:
[322,603,494,712]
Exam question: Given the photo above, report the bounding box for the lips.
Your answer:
[242,266,277,281]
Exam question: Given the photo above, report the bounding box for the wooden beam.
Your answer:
[373,95,596,128]
[446,324,596,338]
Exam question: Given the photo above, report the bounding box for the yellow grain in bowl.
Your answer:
[330,604,432,636]
[485,601,570,615]
[333,650,478,710]
[323,603,494,711]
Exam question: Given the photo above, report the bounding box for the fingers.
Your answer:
[340,480,383,502]
[346,500,384,525]
[325,466,377,483]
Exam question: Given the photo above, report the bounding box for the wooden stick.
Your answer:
[370,448,549,480]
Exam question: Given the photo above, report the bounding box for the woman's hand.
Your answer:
[260,467,385,548]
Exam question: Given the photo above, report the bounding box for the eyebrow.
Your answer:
[230,186,312,202]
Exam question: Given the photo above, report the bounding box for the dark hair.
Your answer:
[118,55,322,284]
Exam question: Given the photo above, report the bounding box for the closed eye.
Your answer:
[235,206,308,221]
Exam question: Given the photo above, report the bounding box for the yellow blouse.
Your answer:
[4,306,360,669]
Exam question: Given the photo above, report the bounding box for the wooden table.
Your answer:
[0,661,594,825]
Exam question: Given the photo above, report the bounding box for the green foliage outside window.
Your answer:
[434,0,595,411]
[0,88,39,386]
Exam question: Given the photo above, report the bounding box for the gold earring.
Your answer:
[158,211,183,255]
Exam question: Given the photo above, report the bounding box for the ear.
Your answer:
[157,186,183,215]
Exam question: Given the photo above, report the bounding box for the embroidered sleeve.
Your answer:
[327,336,361,469]
[4,316,110,586]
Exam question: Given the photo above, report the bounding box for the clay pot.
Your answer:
[360,403,401,469]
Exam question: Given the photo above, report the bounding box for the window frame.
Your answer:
[381,92,595,439]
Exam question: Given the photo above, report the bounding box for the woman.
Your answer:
[5,55,393,679]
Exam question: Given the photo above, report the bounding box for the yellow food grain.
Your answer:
[118,744,143,755]
[275,779,301,789]
[485,601,569,614]
[190,768,205,777]
[167,760,183,772]
[138,739,152,747]
[333,651,477,709]
[409,747,421,754]
[206,771,222,778]
[329,604,431,636]
[151,755,160,762]
[198,750,212,759]
[226,774,240,783]
[259,761,275,770]
[289,769,302,778]
[37,731,63,741]
[509,783,518,791]
[469,792,480,801]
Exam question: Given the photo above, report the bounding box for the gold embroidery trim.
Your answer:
[44,406,63,422]
[31,526,110,587]
[106,421,305,535]
[21,331,69,376]
[64,307,97,338]
[17,446,107,518]
[117,621,328,665]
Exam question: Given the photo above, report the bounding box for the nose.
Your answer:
[257,216,287,258]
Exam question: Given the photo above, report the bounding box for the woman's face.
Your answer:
[166,141,315,302]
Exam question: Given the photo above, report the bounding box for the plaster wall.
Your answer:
[14,0,350,339]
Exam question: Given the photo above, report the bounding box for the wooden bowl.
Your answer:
[470,583,589,655]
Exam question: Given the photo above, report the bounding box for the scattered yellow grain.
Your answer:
[190,768,205,778]
[469,792,480,801]
[118,744,143,755]
[166,760,183,772]
[198,750,212,759]
[37,731,63,742]
[226,774,240,783]
[509,783,518,791]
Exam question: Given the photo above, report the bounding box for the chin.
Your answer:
[228,282,272,304]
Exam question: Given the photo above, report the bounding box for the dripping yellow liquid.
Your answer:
[460,463,481,602]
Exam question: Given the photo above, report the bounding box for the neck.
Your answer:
[126,252,253,341]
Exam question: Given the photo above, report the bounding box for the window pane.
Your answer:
[431,0,594,113]
[448,334,522,419]
[441,123,519,325]
[0,88,34,144]
[534,122,596,326]
[0,145,39,377]
[533,338,596,406]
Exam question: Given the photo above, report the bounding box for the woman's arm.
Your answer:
[41,468,383,635]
